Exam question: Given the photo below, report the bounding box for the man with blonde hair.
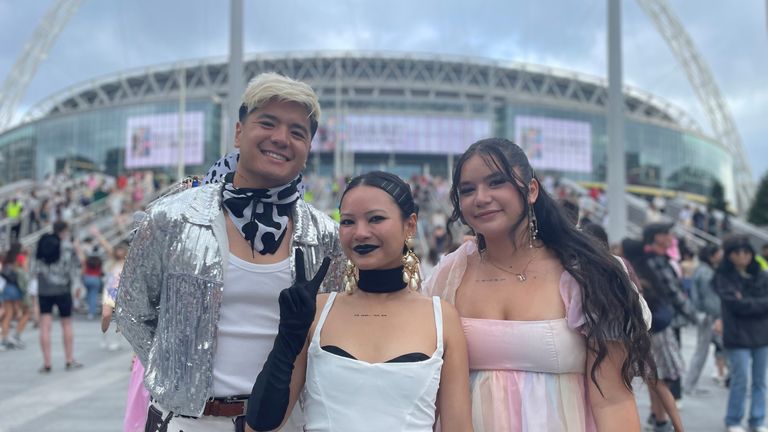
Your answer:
[117,72,344,432]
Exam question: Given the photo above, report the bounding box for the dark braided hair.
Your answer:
[447,138,653,392]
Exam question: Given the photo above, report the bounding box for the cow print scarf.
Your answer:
[207,152,304,255]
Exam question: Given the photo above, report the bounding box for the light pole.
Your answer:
[225,0,244,155]
[607,0,627,242]
[211,93,229,158]
[177,67,186,181]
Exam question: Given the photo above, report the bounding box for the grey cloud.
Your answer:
[0,0,765,177]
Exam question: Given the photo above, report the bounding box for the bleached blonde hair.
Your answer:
[239,72,321,136]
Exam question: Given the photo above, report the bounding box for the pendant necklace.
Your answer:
[484,248,540,282]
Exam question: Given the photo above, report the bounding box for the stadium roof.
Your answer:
[24,51,705,136]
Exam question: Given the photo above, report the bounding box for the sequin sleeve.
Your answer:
[115,210,166,366]
[323,225,345,293]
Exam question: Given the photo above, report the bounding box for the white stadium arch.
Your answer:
[0,0,755,210]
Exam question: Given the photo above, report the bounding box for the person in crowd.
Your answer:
[756,244,768,271]
[707,208,719,237]
[38,197,51,225]
[116,72,344,432]
[692,207,706,232]
[6,196,23,240]
[678,204,693,228]
[582,223,683,432]
[684,243,725,394]
[27,191,41,233]
[424,138,653,431]
[0,243,30,350]
[92,226,122,351]
[623,238,688,432]
[102,240,148,432]
[643,223,699,406]
[424,224,451,276]
[14,244,36,328]
[33,220,83,372]
[647,200,663,223]
[77,237,105,321]
[713,235,768,432]
[680,247,696,297]
[245,171,472,432]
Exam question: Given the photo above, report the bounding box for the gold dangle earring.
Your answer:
[343,259,358,292]
[402,235,422,290]
[528,204,539,249]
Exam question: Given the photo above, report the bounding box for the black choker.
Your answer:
[357,266,407,293]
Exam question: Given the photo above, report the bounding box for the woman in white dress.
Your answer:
[245,171,472,432]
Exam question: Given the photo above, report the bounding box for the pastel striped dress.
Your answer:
[425,241,596,432]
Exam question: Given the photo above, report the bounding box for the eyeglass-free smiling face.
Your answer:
[234,99,312,188]
[339,185,416,271]
[457,154,537,241]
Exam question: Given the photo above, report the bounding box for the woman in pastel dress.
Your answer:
[425,138,653,432]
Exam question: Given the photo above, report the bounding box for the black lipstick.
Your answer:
[353,244,379,255]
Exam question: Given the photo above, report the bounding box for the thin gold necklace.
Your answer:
[483,248,540,282]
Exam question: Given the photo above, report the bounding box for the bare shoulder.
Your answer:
[438,298,461,326]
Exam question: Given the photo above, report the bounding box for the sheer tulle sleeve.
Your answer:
[422,241,473,305]
[560,262,652,339]
[559,271,588,335]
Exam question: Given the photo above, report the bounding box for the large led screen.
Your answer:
[514,115,592,173]
[313,114,491,154]
[125,112,204,168]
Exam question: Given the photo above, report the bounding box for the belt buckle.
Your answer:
[208,397,247,417]
[240,399,248,417]
[226,397,247,417]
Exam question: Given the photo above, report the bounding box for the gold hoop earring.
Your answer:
[402,236,421,290]
[528,205,539,249]
[343,259,358,292]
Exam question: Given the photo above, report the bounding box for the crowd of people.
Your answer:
[0,171,157,355]
[1,72,767,432]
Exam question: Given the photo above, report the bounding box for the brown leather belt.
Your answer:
[202,397,248,417]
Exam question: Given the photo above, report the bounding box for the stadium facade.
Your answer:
[0,52,735,203]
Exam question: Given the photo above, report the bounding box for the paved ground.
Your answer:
[636,327,733,432]
[0,316,751,431]
[0,315,132,432]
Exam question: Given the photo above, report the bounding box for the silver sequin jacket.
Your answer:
[115,183,344,416]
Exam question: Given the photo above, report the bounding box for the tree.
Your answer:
[749,172,768,226]
[709,179,728,213]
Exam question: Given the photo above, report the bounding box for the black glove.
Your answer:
[246,248,331,431]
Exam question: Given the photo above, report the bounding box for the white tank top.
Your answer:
[303,292,444,432]
[212,255,290,396]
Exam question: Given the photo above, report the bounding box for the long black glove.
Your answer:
[246,248,331,431]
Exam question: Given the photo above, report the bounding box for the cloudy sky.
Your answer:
[1,0,766,179]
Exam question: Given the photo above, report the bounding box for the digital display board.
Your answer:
[514,115,592,173]
[125,112,204,168]
[313,114,491,154]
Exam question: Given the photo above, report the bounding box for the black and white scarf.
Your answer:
[203,151,240,184]
[221,172,304,255]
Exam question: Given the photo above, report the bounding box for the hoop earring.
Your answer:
[402,236,422,290]
[528,205,539,248]
[343,259,358,292]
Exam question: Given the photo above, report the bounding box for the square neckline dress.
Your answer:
[425,241,597,432]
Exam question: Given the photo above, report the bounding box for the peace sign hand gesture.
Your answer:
[277,249,331,344]
[247,249,331,431]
